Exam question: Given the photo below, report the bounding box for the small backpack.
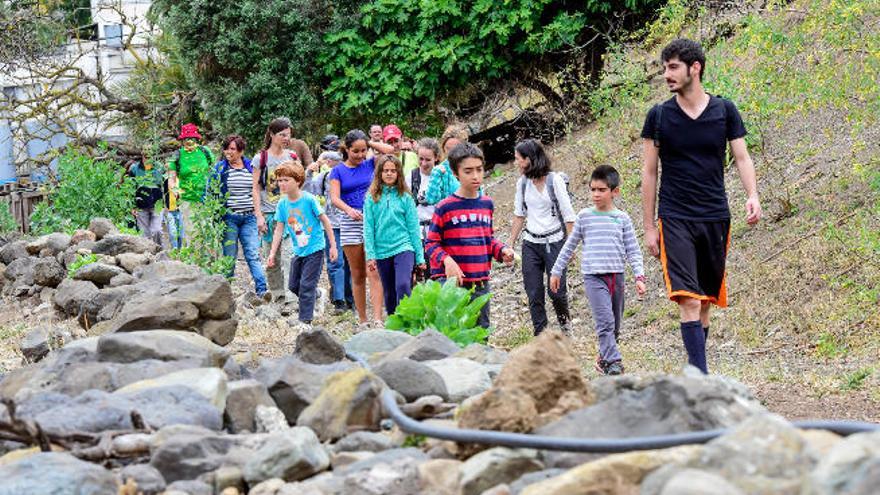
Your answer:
[518,171,570,224]
[410,168,422,203]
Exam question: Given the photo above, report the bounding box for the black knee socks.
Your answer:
[704,326,709,340]
[680,320,707,374]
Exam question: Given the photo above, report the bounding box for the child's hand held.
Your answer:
[549,275,560,293]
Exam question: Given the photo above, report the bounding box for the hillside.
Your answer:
[484,0,880,421]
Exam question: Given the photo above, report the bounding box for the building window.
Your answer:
[105,24,123,48]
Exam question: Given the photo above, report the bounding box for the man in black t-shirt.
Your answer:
[640,39,762,374]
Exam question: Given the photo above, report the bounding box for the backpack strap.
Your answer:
[199,146,212,165]
[259,150,268,189]
[546,172,562,220]
[652,103,664,149]
[410,168,421,202]
[518,176,528,216]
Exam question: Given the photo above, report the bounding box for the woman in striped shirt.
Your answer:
[209,135,268,297]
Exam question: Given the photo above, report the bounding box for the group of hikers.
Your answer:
[126,39,761,376]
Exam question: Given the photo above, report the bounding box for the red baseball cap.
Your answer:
[382,124,403,142]
[178,123,202,140]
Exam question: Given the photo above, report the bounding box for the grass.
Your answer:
[840,368,873,391]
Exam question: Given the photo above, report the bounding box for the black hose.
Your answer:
[348,351,880,453]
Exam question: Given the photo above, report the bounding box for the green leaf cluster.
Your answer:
[0,201,17,234]
[67,253,98,278]
[168,175,234,275]
[385,279,490,347]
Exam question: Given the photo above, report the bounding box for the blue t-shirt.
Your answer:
[273,192,326,257]
[328,157,375,210]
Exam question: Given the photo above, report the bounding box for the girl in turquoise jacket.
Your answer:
[364,155,425,315]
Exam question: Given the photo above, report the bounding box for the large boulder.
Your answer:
[92,234,159,256]
[32,257,65,287]
[88,217,119,240]
[26,233,71,257]
[224,379,276,433]
[0,240,27,265]
[149,425,237,484]
[53,278,100,316]
[3,255,37,286]
[0,452,118,495]
[96,330,229,367]
[102,297,200,332]
[296,368,385,442]
[806,430,880,495]
[344,329,414,359]
[72,262,127,286]
[381,329,460,363]
[243,427,330,485]
[115,367,228,410]
[255,356,355,423]
[294,327,345,364]
[374,359,448,402]
[424,358,491,403]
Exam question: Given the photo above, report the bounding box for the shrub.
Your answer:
[168,175,234,275]
[67,253,98,278]
[0,201,17,234]
[385,279,491,347]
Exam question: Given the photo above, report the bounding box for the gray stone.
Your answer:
[536,373,766,468]
[0,452,118,495]
[19,327,50,363]
[119,464,166,495]
[508,468,566,495]
[342,455,425,495]
[115,367,228,410]
[109,273,134,287]
[3,255,36,286]
[455,343,510,365]
[165,480,212,495]
[333,431,399,453]
[659,468,744,495]
[808,431,880,495]
[97,330,229,367]
[88,217,118,240]
[53,278,100,315]
[296,368,385,442]
[381,329,460,362]
[255,405,290,433]
[344,329,414,359]
[149,425,237,483]
[133,260,202,283]
[92,234,159,256]
[424,357,492,402]
[399,395,456,419]
[116,252,151,273]
[73,262,127,286]
[255,356,355,423]
[243,427,330,484]
[0,240,28,265]
[32,257,65,287]
[225,379,275,433]
[172,275,235,319]
[294,327,345,364]
[104,296,200,332]
[337,447,430,476]
[26,233,71,257]
[374,359,448,402]
[200,317,239,346]
[70,229,97,245]
[87,285,138,324]
[459,448,543,495]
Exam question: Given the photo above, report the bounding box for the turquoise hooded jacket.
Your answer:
[364,185,425,264]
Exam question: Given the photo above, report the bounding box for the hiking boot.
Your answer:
[603,360,625,376]
[332,300,348,315]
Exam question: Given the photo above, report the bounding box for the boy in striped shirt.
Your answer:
[425,143,515,329]
[550,165,646,375]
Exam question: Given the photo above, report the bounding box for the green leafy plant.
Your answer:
[840,368,873,391]
[67,253,98,278]
[169,175,234,275]
[0,201,17,234]
[385,279,491,347]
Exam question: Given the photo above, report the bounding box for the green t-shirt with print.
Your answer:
[169,146,214,203]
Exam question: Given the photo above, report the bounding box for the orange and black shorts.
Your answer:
[658,217,731,308]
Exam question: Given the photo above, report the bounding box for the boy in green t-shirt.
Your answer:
[167,123,214,244]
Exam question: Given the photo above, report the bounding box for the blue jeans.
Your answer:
[326,228,353,304]
[165,210,183,249]
[223,212,268,295]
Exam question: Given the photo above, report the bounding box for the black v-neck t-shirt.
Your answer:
[641,95,747,221]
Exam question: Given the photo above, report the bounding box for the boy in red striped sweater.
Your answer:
[425,142,515,329]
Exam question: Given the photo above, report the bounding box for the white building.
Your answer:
[0,0,154,183]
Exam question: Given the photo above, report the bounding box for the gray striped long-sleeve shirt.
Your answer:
[551,207,644,278]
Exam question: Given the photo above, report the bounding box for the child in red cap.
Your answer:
[167,123,214,245]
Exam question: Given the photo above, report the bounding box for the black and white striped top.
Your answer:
[227,167,254,213]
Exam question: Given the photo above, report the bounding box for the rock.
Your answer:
[116,252,151,273]
[255,356,355,423]
[165,480,212,495]
[172,274,235,319]
[520,445,702,495]
[200,317,239,346]
[460,448,543,495]
[255,405,290,433]
[243,427,330,484]
[119,464,166,495]
[400,395,456,419]
[658,469,744,495]
[344,329,414,359]
[133,260,202,282]
[88,218,118,240]
[424,358,491,402]
[297,368,385,442]
[0,240,27,265]
[70,229,97,245]
[116,367,228,410]
[807,430,880,495]
[0,452,118,495]
[73,262,127,286]
[248,479,286,495]
[294,327,345,364]
[333,431,399,454]
[332,451,376,470]
[97,330,229,367]
[32,257,65,287]
[18,327,49,363]
[381,329,460,363]
[108,273,134,287]
[3,256,36,286]
[798,429,843,458]
[149,425,236,483]
[375,359,448,402]
[224,379,275,433]
[508,468,566,494]
[458,387,538,436]
[255,304,283,321]
[338,447,430,476]
[214,465,245,494]
[535,374,767,468]
[92,234,159,256]
[26,233,70,257]
[104,296,200,331]
[342,455,424,495]
[455,344,509,365]
[53,278,100,315]
[419,459,463,495]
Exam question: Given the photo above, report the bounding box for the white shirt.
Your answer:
[406,170,435,224]
[514,173,577,244]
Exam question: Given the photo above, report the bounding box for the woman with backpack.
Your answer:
[328,129,395,326]
[207,135,268,298]
[252,118,312,306]
[508,138,576,335]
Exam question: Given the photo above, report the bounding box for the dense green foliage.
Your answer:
[0,201,17,234]
[385,279,491,347]
[29,149,139,235]
[168,176,234,275]
[67,253,98,278]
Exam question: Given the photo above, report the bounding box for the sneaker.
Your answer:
[332,300,347,314]
[603,360,625,376]
[259,291,272,304]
